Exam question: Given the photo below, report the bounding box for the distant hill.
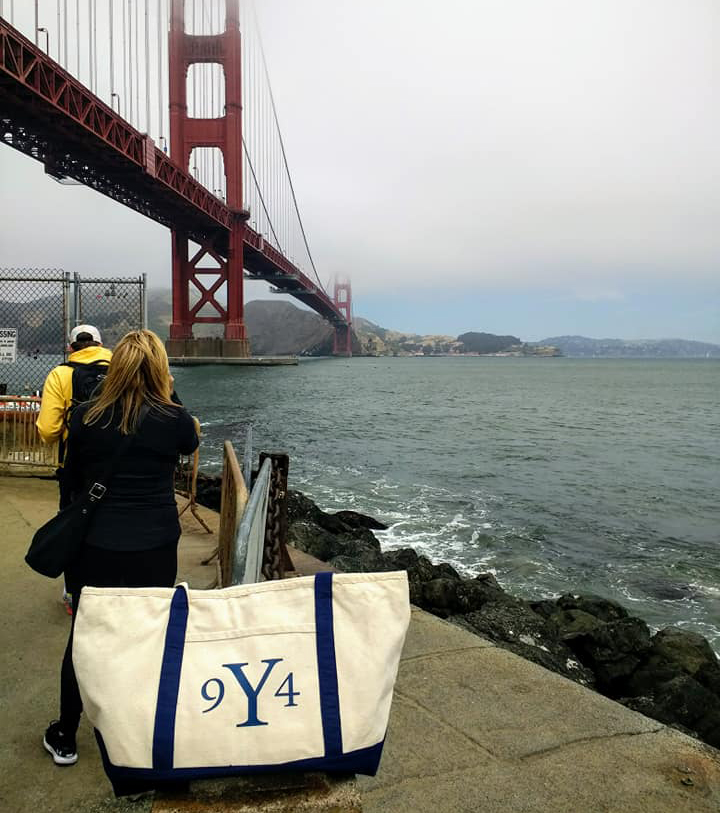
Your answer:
[457,331,521,354]
[245,300,336,355]
[352,317,462,355]
[539,335,720,358]
[7,287,714,358]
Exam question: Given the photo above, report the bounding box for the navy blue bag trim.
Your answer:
[96,730,384,785]
[314,571,343,757]
[152,586,189,770]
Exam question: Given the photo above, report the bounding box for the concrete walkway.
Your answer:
[2,476,719,812]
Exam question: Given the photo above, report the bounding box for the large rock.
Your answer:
[381,547,421,571]
[287,490,388,535]
[623,676,720,749]
[625,626,720,698]
[564,617,652,694]
[412,572,511,617]
[453,600,595,686]
[547,608,606,639]
[650,627,720,680]
[555,593,630,623]
[288,520,345,562]
[287,490,325,525]
[330,552,385,573]
[421,578,460,616]
[333,510,388,531]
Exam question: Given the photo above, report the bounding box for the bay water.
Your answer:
[173,357,720,650]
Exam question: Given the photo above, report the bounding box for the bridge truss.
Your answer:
[0,10,351,356]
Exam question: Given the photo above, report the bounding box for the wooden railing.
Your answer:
[0,396,57,475]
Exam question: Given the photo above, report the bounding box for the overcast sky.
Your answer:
[1,0,718,341]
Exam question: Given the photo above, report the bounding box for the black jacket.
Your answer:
[65,402,199,551]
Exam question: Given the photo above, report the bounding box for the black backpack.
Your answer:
[57,359,109,465]
[63,359,109,413]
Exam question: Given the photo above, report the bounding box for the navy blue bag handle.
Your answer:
[151,573,343,771]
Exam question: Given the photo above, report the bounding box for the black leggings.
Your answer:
[60,543,178,735]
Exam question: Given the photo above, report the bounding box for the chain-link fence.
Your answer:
[0,269,70,395]
[0,269,146,395]
[77,276,146,350]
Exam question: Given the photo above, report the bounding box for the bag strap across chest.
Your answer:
[80,403,151,507]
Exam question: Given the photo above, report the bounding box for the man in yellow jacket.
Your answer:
[37,325,112,614]
[36,324,113,507]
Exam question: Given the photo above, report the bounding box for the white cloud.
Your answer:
[1,0,718,334]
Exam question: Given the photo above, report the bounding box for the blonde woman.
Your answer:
[43,330,198,769]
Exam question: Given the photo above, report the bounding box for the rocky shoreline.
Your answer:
[189,471,720,751]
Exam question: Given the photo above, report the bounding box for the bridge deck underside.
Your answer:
[0,83,228,251]
[0,19,345,328]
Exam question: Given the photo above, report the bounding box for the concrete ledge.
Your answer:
[169,356,298,366]
[153,773,361,813]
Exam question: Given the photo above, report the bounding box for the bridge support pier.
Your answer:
[166,0,250,359]
[332,278,353,357]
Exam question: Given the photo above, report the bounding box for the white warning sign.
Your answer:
[0,328,18,364]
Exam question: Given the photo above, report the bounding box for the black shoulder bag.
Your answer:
[25,406,150,579]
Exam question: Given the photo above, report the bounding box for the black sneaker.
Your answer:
[43,721,78,766]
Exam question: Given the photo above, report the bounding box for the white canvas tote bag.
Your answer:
[73,571,410,785]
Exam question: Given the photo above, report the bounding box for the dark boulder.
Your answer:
[287,490,323,524]
[529,598,559,619]
[330,553,385,573]
[565,617,652,694]
[697,661,720,697]
[547,608,605,639]
[287,521,345,562]
[455,577,512,614]
[414,572,512,618]
[454,600,595,686]
[288,491,388,535]
[555,593,629,623]
[333,510,388,531]
[406,555,438,585]
[421,578,460,617]
[381,547,420,571]
[315,512,354,535]
[182,470,221,512]
[625,626,720,698]
[432,562,462,581]
[623,676,720,749]
[650,627,720,680]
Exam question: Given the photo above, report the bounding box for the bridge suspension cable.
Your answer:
[4,0,328,296]
[249,1,323,293]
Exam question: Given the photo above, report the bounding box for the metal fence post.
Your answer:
[242,425,253,488]
[63,271,71,359]
[141,273,148,329]
[260,452,293,580]
[73,272,81,326]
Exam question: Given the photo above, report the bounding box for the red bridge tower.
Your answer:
[166,0,249,358]
[333,279,353,356]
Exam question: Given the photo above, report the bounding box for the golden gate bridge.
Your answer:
[0,1,353,357]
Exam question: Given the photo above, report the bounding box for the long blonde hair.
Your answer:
[84,329,177,434]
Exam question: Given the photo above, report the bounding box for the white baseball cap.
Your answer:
[69,324,102,344]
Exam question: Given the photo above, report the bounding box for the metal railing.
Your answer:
[232,457,272,585]
[216,429,292,587]
[0,396,57,475]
